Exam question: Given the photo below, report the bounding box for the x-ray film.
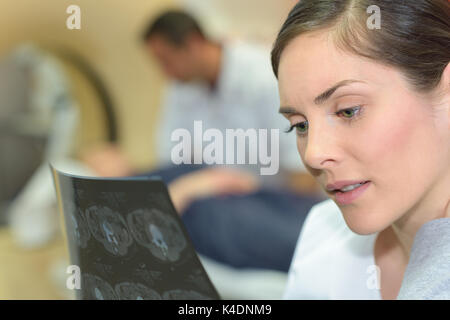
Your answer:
[51,166,220,300]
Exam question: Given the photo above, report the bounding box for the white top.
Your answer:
[283,199,382,299]
[156,41,304,176]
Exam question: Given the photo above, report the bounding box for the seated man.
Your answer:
[85,10,325,272]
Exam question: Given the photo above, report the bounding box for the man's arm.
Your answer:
[168,167,259,214]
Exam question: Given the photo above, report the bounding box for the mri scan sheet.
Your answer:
[51,166,220,300]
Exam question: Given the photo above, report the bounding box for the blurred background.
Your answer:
[0,0,299,299]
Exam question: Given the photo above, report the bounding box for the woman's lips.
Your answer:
[334,181,371,205]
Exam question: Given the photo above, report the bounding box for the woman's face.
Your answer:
[278,30,450,235]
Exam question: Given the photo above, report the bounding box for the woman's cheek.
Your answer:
[362,103,424,193]
[297,138,308,164]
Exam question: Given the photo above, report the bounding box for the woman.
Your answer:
[271,0,450,299]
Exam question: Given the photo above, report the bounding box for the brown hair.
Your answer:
[271,0,450,93]
[142,10,205,47]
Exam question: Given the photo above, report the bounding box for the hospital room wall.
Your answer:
[0,0,296,170]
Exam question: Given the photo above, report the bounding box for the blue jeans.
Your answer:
[142,164,322,272]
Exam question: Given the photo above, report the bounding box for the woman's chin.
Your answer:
[340,211,389,236]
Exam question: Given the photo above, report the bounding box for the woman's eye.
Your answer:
[284,121,309,136]
[336,106,362,119]
[284,106,363,137]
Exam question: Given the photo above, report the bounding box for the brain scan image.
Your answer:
[85,205,133,256]
[149,223,169,256]
[162,289,212,300]
[82,273,118,300]
[147,193,173,212]
[114,282,162,300]
[65,202,91,248]
[127,208,186,262]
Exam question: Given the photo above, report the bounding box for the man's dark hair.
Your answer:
[142,10,206,47]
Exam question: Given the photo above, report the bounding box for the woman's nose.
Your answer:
[302,124,339,170]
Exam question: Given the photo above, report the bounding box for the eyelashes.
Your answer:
[284,105,364,137]
[284,122,306,134]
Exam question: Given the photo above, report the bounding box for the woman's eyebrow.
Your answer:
[314,79,366,105]
[278,106,302,116]
[279,79,366,115]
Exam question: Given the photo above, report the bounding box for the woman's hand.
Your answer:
[168,167,260,214]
